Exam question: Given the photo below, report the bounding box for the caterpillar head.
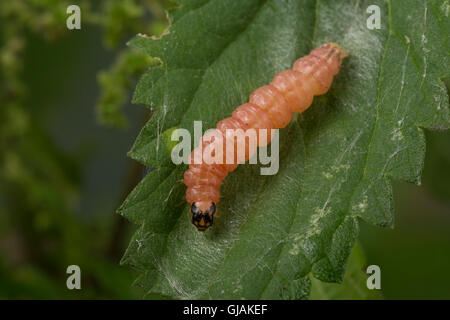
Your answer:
[191,201,216,231]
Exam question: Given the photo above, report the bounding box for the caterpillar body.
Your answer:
[183,43,349,231]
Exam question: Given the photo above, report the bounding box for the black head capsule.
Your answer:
[191,202,216,231]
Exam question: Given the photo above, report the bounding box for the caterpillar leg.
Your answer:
[191,201,216,231]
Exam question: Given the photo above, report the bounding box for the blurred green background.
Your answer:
[0,1,449,299]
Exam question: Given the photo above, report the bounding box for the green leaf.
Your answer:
[120,0,449,299]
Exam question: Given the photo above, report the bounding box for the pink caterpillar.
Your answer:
[183,43,349,231]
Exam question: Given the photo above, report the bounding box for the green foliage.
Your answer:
[97,49,157,128]
[0,0,167,299]
[121,0,449,299]
[103,0,171,48]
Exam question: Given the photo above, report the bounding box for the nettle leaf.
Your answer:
[119,0,449,299]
